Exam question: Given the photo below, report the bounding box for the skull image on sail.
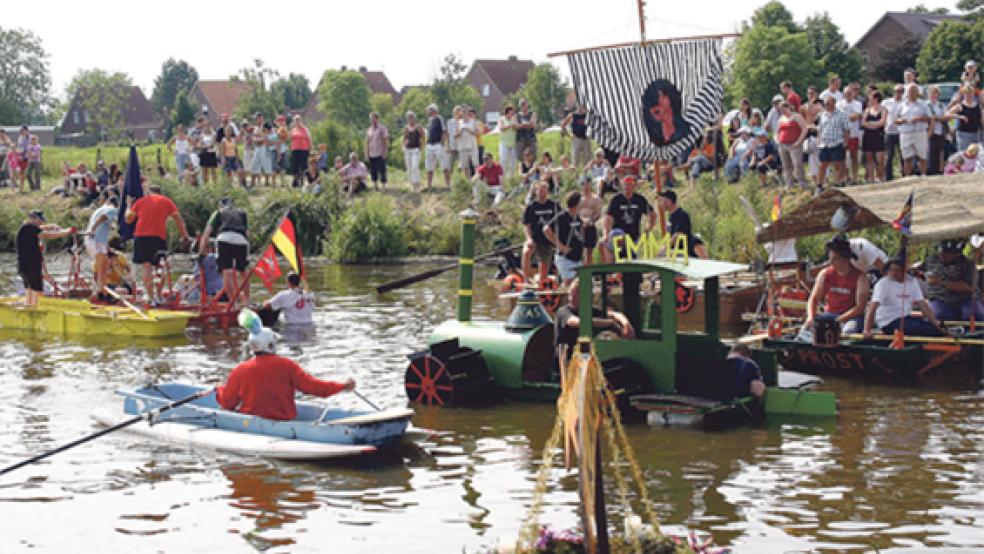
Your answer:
[567,39,724,162]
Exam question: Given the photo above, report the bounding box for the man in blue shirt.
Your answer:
[84,194,119,300]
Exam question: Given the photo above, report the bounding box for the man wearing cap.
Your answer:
[924,239,984,321]
[896,83,931,177]
[657,190,706,259]
[15,211,75,306]
[125,184,191,305]
[600,176,655,262]
[803,236,869,336]
[200,197,248,306]
[817,95,851,189]
[765,94,784,135]
[864,256,944,340]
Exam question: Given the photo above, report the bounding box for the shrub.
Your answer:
[250,188,341,256]
[325,194,407,261]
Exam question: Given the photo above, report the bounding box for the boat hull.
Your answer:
[0,296,192,338]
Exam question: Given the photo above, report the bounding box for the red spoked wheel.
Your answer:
[539,275,562,313]
[405,354,453,406]
[501,273,524,293]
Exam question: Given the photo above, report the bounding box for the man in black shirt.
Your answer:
[544,191,584,286]
[15,210,75,306]
[521,181,560,284]
[554,278,635,350]
[601,175,655,262]
[657,190,707,258]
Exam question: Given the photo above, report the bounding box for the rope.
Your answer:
[517,416,565,550]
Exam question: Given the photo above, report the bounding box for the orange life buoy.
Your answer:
[501,273,524,293]
[539,275,562,313]
[674,276,695,313]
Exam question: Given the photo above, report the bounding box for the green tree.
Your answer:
[271,73,311,110]
[907,4,950,14]
[866,35,923,82]
[803,13,863,83]
[231,59,284,120]
[746,1,799,33]
[171,90,198,130]
[730,25,821,110]
[0,27,52,124]
[316,69,372,130]
[916,19,984,82]
[430,53,481,116]
[150,58,198,126]
[518,63,570,127]
[398,87,436,125]
[957,0,983,17]
[65,69,134,141]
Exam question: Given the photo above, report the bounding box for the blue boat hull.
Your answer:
[120,383,410,449]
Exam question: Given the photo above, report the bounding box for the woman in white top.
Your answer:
[167,125,192,185]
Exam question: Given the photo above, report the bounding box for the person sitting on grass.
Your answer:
[302,156,323,195]
[339,152,368,197]
[472,152,505,209]
[181,161,200,187]
[864,255,945,340]
[16,211,75,306]
[748,131,780,187]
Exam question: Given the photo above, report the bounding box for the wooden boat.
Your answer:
[93,383,418,460]
[0,296,193,338]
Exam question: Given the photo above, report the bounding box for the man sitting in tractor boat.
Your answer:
[801,236,870,339]
[554,278,635,350]
[200,197,249,307]
[177,240,222,304]
[216,325,355,421]
[84,194,119,301]
[264,272,315,326]
[656,190,708,259]
[543,191,584,286]
[600,175,655,263]
[521,181,560,284]
[15,210,75,306]
[724,344,766,401]
[925,239,984,321]
[864,256,945,339]
[124,184,191,306]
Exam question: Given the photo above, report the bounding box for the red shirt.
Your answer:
[130,193,178,240]
[616,156,641,175]
[477,162,504,187]
[290,126,311,151]
[820,265,862,315]
[216,354,345,420]
[787,91,802,111]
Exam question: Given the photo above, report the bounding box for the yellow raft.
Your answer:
[0,296,193,338]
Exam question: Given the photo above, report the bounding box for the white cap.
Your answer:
[772,94,784,102]
[248,328,278,354]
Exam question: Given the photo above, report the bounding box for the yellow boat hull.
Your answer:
[0,296,193,338]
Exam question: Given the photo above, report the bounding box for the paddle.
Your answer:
[102,286,152,320]
[353,390,381,411]
[0,388,213,477]
[375,243,521,295]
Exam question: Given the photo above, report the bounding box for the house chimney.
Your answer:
[508,55,517,61]
[359,66,367,72]
[341,65,347,71]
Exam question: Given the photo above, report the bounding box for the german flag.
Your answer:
[270,212,304,277]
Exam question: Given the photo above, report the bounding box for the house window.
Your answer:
[73,111,80,125]
[485,111,499,125]
[482,84,490,97]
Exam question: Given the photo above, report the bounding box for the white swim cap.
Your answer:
[248,328,278,354]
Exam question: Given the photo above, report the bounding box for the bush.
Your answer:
[249,187,341,256]
[325,194,407,261]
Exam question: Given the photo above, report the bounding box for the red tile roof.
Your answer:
[358,68,397,96]
[192,80,252,117]
[472,58,535,96]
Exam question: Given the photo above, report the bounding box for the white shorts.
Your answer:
[424,143,449,171]
[85,237,108,258]
[899,133,928,161]
[554,254,581,282]
[458,147,478,171]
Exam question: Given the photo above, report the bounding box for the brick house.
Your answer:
[854,11,963,68]
[303,66,400,123]
[59,86,163,144]
[187,80,253,128]
[465,56,535,126]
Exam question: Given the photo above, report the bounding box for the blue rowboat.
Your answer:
[94,382,420,460]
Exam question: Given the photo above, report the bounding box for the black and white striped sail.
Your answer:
[568,40,723,162]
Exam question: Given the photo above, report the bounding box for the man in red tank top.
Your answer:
[804,236,869,334]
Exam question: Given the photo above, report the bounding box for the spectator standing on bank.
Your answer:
[289,115,311,188]
[816,95,850,189]
[926,85,955,175]
[455,107,479,178]
[25,135,42,191]
[775,102,808,190]
[764,95,783,135]
[365,112,390,190]
[948,84,982,151]
[837,86,864,184]
[424,104,451,189]
[882,85,905,181]
[782,80,801,112]
[896,83,931,177]
[819,75,843,103]
[861,90,887,182]
[562,104,591,168]
[515,99,538,158]
[446,105,461,171]
[402,111,425,192]
[471,108,487,167]
[498,105,518,176]
[168,125,192,183]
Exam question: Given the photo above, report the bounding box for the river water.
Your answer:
[0,258,982,553]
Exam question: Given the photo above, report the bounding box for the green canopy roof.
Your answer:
[577,258,748,280]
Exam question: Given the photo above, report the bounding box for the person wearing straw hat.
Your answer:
[801,235,869,339]
[864,254,944,340]
[925,239,984,321]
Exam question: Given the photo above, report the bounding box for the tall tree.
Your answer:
[398,87,436,126]
[730,25,821,110]
[171,90,198,130]
[231,59,284,120]
[867,35,923,82]
[271,73,311,111]
[316,69,372,129]
[65,69,134,141]
[430,53,481,116]
[518,63,570,126]
[150,58,198,121]
[746,1,799,33]
[0,27,52,124]
[803,13,863,83]
[957,0,983,18]
[907,4,950,14]
[916,19,984,82]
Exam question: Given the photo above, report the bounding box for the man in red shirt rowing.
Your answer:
[216,321,356,420]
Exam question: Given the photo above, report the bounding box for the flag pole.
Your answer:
[226,208,292,306]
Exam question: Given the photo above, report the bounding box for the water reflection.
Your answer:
[0,257,982,551]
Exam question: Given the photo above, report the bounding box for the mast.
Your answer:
[637,0,646,43]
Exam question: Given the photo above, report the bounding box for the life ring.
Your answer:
[539,275,562,313]
[501,273,524,293]
[767,317,784,338]
[674,276,695,313]
[605,273,622,288]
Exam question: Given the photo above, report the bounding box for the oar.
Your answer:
[842,333,984,346]
[375,243,521,294]
[102,286,152,320]
[0,388,213,477]
[352,390,381,411]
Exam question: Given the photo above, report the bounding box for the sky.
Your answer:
[4,0,959,98]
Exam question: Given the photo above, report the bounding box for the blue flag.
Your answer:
[117,146,143,241]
